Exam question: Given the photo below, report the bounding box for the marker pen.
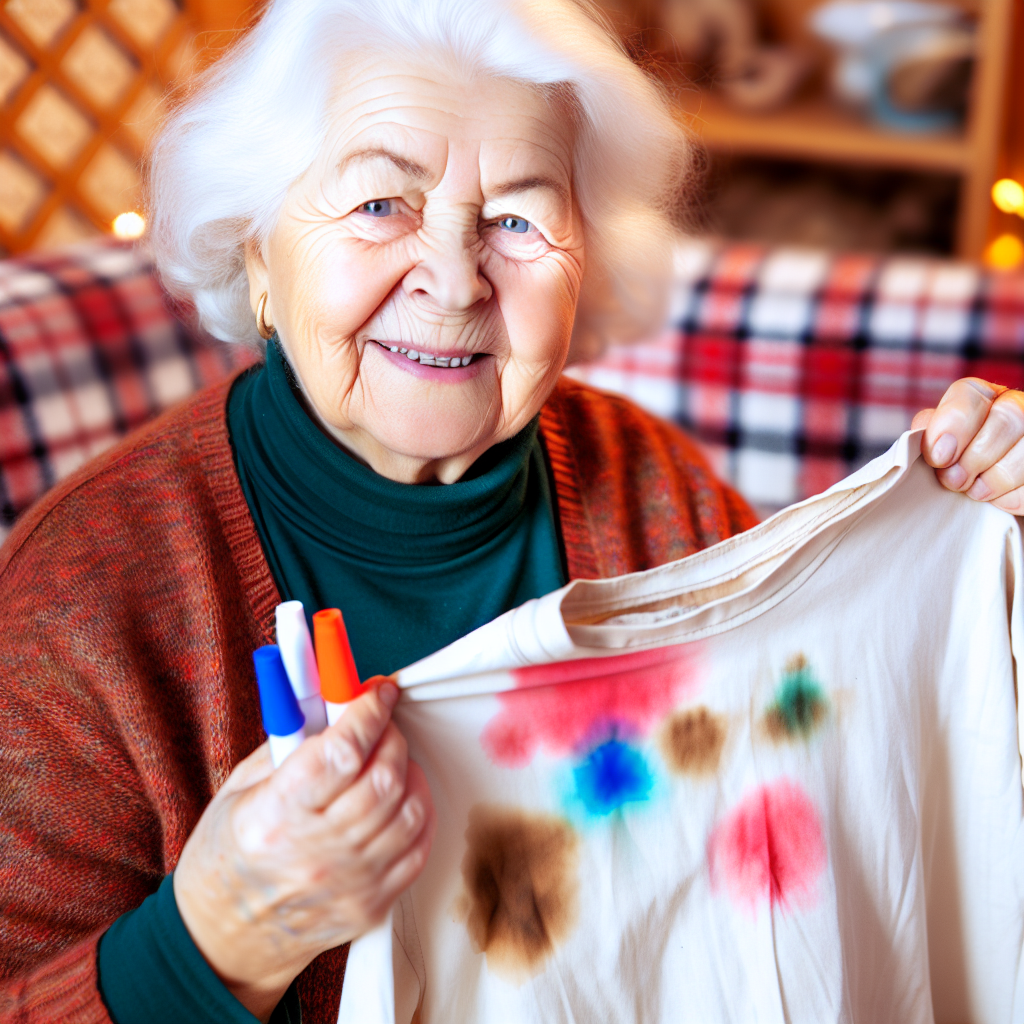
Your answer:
[312,608,362,725]
[275,600,328,736]
[253,645,306,767]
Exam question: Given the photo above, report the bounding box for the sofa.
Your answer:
[1,236,1022,541]
[569,239,1024,513]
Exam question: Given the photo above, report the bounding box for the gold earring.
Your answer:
[256,292,274,340]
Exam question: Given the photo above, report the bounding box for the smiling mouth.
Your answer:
[370,339,479,368]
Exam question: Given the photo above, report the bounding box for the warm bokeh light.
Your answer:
[992,178,1024,215]
[984,233,1024,270]
[112,211,146,240]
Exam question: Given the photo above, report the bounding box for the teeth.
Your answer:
[376,340,474,367]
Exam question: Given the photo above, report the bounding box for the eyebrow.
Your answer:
[489,175,570,205]
[338,149,569,205]
[338,147,431,180]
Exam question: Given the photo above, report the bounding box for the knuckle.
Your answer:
[402,796,424,830]
[990,396,1024,436]
[234,808,277,854]
[370,765,397,800]
[321,734,362,777]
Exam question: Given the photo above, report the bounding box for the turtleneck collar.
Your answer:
[241,339,542,564]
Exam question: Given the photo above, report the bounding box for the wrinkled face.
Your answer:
[246,56,585,484]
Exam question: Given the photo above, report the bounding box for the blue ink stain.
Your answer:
[572,739,653,816]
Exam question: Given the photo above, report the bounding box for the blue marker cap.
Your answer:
[253,645,305,736]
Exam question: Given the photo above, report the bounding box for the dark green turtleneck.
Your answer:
[227,337,569,679]
[226,338,567,676]
[96,339,566,1024]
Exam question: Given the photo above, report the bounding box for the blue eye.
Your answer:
[499,216,530,233]
[360,199,392,217]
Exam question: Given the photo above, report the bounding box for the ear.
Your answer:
[243,237,272,320]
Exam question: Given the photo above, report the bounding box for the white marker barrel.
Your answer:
[325,700,349,727]
[268,729,305,767]
[276,600,328,736]
[297,693,328,734]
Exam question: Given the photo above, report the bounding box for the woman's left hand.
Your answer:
[914,378,1024,514]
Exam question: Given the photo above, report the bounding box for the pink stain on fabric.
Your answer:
[481,644,703,767]
[708,779,826,913]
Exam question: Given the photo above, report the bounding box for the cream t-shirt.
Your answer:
[339,430,1024,1024]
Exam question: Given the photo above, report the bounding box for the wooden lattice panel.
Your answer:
[0,0,200,254]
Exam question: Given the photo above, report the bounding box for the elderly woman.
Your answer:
[1,1,1022,1022]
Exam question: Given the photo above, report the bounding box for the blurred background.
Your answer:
[0,0,1019,266]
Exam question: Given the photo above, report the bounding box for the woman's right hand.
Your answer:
[173,681,435,1023]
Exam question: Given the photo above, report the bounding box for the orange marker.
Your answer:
[313,608,363,725]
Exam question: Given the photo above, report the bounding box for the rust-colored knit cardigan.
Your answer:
[0,373,756,1024]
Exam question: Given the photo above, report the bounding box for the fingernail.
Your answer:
[377,681,399,710]
[931,433,957,466]
[968,478,992,500]
[967,380,997,400]
[943,463,967,489]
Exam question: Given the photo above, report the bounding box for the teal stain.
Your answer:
[572,738,654,816]
[764,655,828,741]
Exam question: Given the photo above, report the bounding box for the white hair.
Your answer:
[148,0,692,360]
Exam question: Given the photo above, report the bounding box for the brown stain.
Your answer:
[762,707,789,742]
[761,701,827,743]
[456,804,580,981]
[659,706,726,777]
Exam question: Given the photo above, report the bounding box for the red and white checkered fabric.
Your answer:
[3,237,1023,538]
[0,239,253,541]
[570,239,1024,513]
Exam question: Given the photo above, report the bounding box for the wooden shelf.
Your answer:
[654,0,1015,260]
[675,89,970,175]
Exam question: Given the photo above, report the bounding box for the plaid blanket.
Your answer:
[2,238,1023,539]
[569,240,1024,512]
[0,240,253,541]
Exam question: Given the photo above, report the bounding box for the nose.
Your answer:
[403,228,492,315]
